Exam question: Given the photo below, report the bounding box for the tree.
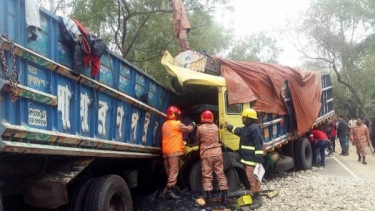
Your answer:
[296,0,375,122]
[227,32,282,63]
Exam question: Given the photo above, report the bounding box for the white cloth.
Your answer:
[25,0,41,28]
[61,17,81,42]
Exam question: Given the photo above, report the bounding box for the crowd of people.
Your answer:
[309,115,374,168]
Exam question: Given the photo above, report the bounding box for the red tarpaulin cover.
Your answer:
[214,57,322,135]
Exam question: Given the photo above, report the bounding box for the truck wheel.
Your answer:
[84,175,132,211]
[64,179,94,211]
[294,138,313,170]
[267,155,294,173]
[189,152,249,193]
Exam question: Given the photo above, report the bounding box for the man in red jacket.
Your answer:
[309,129,330,167]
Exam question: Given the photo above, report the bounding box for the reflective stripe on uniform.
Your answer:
[255,150,263,155]
[240,159,257,166]
[230,126,237,133]
[241,145,255,150]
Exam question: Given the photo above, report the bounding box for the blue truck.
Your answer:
[0,0,173,210]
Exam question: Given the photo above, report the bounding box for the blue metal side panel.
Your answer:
[99,55,114,87]
[135,72,147,101]
[319,74,333,117]
[27,13,49,57]
[148,81,158,107]
[152,116,163,146]
[118,62,133,95]
[158,88,168,111]
[0,0,172,151]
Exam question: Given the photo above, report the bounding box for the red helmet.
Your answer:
[201,110,214,123]
[166,106,181,120]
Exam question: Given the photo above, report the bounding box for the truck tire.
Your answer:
[64,179,94,211]
[189,152,249,193]
[84,175,132,211]
[267,155,294,173]
[294,138,313,170]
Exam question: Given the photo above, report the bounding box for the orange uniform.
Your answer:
[162,119,194,187]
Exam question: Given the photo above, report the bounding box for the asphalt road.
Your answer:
[318,143,375,182]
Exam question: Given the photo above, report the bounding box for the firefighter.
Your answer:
[350,117,371,164]
[196,110,228,204]
[170,0,191,52]
[162,106,195,199]
[224,108,264,210]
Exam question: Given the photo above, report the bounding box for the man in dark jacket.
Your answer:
[370,116,375,148]
[337,116,349,156]
[224,108,264,210]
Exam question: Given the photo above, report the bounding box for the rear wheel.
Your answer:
[64,179,94,211]
[294,138,313,170]
[84,175,132,211]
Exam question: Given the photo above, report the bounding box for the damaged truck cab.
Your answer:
[161,51,335,192]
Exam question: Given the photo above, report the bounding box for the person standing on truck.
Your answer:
[350,117,371,165]
[170,0,191,52]
[309,129,330,167]
[337,116,349,156]
[196,110,228,204]
[224,108,264,210]
[161,106,195,200]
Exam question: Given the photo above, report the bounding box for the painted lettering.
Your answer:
[141,112,151,144]
[57,85,72,130]
[80,93,91,133]
[131,111,139,141]
[28,108,47,127]
[98,101,109,136]
[28,75,47,88]
[28,65,38,74]
[116,106,125,139]
[153,121,159,145]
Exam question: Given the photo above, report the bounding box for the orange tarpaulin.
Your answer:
[214,57,322,135]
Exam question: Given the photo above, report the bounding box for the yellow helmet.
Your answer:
[241,108,258,119]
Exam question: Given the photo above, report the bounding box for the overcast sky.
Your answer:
[219,0,310,67]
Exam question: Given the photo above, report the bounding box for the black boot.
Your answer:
[362,156,367,165]
[249,192,262,210]
[221,190,227,205]
[166,186,180,200]
[358,154,362,162]
[205,191,213,203]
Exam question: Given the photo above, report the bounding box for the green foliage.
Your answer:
[298,0,375,119]
[227,32,282,63]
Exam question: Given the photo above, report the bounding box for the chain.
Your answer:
[0,35,19,102]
